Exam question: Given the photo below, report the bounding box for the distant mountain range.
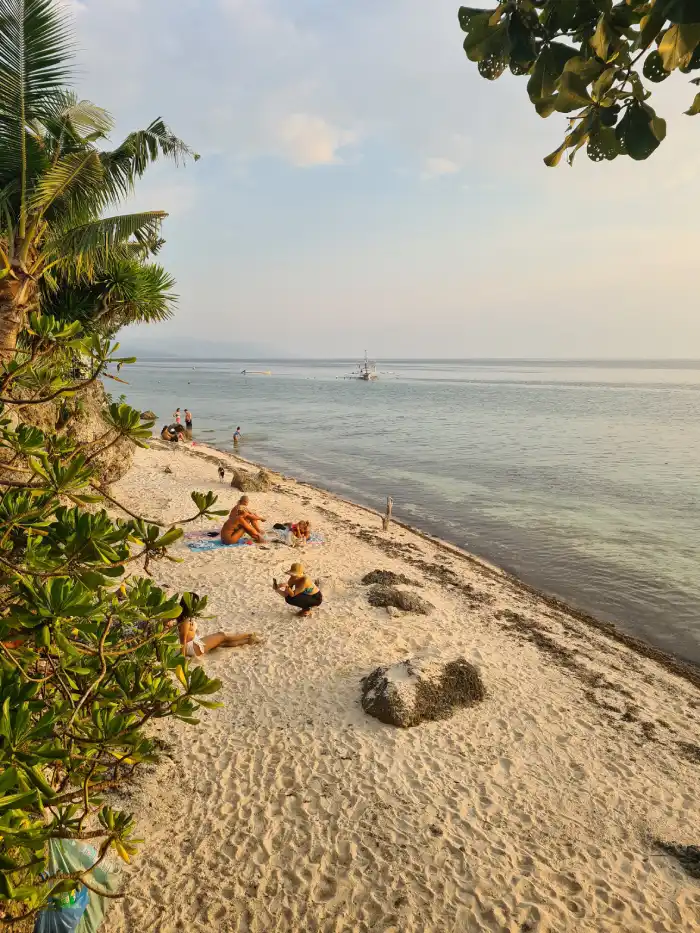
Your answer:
[115,333,281,360]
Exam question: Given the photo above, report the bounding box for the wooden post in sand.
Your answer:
[382,496,393,532]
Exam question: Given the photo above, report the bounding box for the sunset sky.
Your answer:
[66,0,700,357]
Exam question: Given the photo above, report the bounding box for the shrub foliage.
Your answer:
[0,319,225,923]
[458,1,700,166]
[0,0,214,922]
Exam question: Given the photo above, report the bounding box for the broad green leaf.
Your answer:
[0,790,39,812]
[685,91,700,113]
[555,72,592,112]
[590,15,619,62]
[643,50,672,83]
[154,527,183,548]
[458,7,486,32]
[616,102,664,159]
[592,67,618,100]
[666,0,700,25]
[658,23,700,71]
[563,56,605,85]
[543,142,567,167]
[527,44,578,117]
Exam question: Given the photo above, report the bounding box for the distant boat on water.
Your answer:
[241,369,272,375]
[345,352,378,381]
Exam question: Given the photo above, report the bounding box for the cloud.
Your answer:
[273,114,355,167]
[422,157,460,179]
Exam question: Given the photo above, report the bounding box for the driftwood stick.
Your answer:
[382,496,393,532]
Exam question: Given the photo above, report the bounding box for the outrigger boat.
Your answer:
[347,352,378,381]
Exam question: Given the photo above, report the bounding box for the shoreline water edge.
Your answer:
[189,437,700,687]
[102,437,700,932]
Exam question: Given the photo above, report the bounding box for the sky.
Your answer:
[63,0,700,358]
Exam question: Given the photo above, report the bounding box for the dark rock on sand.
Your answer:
[361,656,485,728]
[655,842,700,879]
[230,469,272,492]
[368,585,433,615]
[361,569,422,587]
[141,410,157,420]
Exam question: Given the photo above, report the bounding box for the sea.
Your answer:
[121,358,700,666]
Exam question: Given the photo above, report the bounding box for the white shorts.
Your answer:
[185,638,205,658]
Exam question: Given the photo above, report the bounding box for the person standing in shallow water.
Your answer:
[233,426,241,446]
[173,408,181,425]
[185,409,193,432]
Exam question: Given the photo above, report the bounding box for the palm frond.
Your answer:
[0,0,74,231]
[38,91,113,148]
[0,0,74,120]
[101,119,199,201]
[45,210,167,278]
[42,258,177,335]
[0,110,49,190]
[93,260,177,328]
[28,148,103,217]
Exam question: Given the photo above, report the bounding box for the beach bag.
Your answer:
[34,839,116,933]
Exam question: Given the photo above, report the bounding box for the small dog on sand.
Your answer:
[217,466,225,482]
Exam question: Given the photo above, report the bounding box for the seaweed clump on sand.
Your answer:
[361,656,485,728]
[361,569,422,587]
[655,842,700,879]
[230,469,272,492]
[367,585,433,615]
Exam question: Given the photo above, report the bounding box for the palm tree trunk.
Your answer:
[0,272,35,365]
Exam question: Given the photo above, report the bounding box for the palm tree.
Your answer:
[43,257,178,338]
[0,0,197,362]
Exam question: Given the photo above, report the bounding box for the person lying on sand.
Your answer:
[274,562,323,617]
[177,618,261,658]
[221,495,266,544]
[273,520,312,545]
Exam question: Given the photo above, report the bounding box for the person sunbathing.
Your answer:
[274,562,323,617]
[272,519,311,544]
[290,520,311,543]
[221,495,265,544]
[178,617,261,658]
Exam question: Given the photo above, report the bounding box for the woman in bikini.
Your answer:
[178,617,260,658]
[274,562,323,617]
[272,519,311,544]
[220,495,266,544]
[290,520,311,544]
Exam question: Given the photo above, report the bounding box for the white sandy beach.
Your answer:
[102,441,700,933]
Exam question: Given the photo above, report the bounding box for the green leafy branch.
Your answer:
[458,1,700,165]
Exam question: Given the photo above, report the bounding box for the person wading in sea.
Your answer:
[185,409,193,432]
[233,426,242,446]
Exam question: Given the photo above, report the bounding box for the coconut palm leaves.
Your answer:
[44,259,177,336]
[0,0,74,219]
[0,0,197,360]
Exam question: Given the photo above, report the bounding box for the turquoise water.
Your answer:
[121,359,700,665]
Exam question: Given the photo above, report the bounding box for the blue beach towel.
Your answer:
[185,536,255,552]
[184,530,326,553]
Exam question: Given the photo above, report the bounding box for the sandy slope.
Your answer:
[102,442,700,933]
